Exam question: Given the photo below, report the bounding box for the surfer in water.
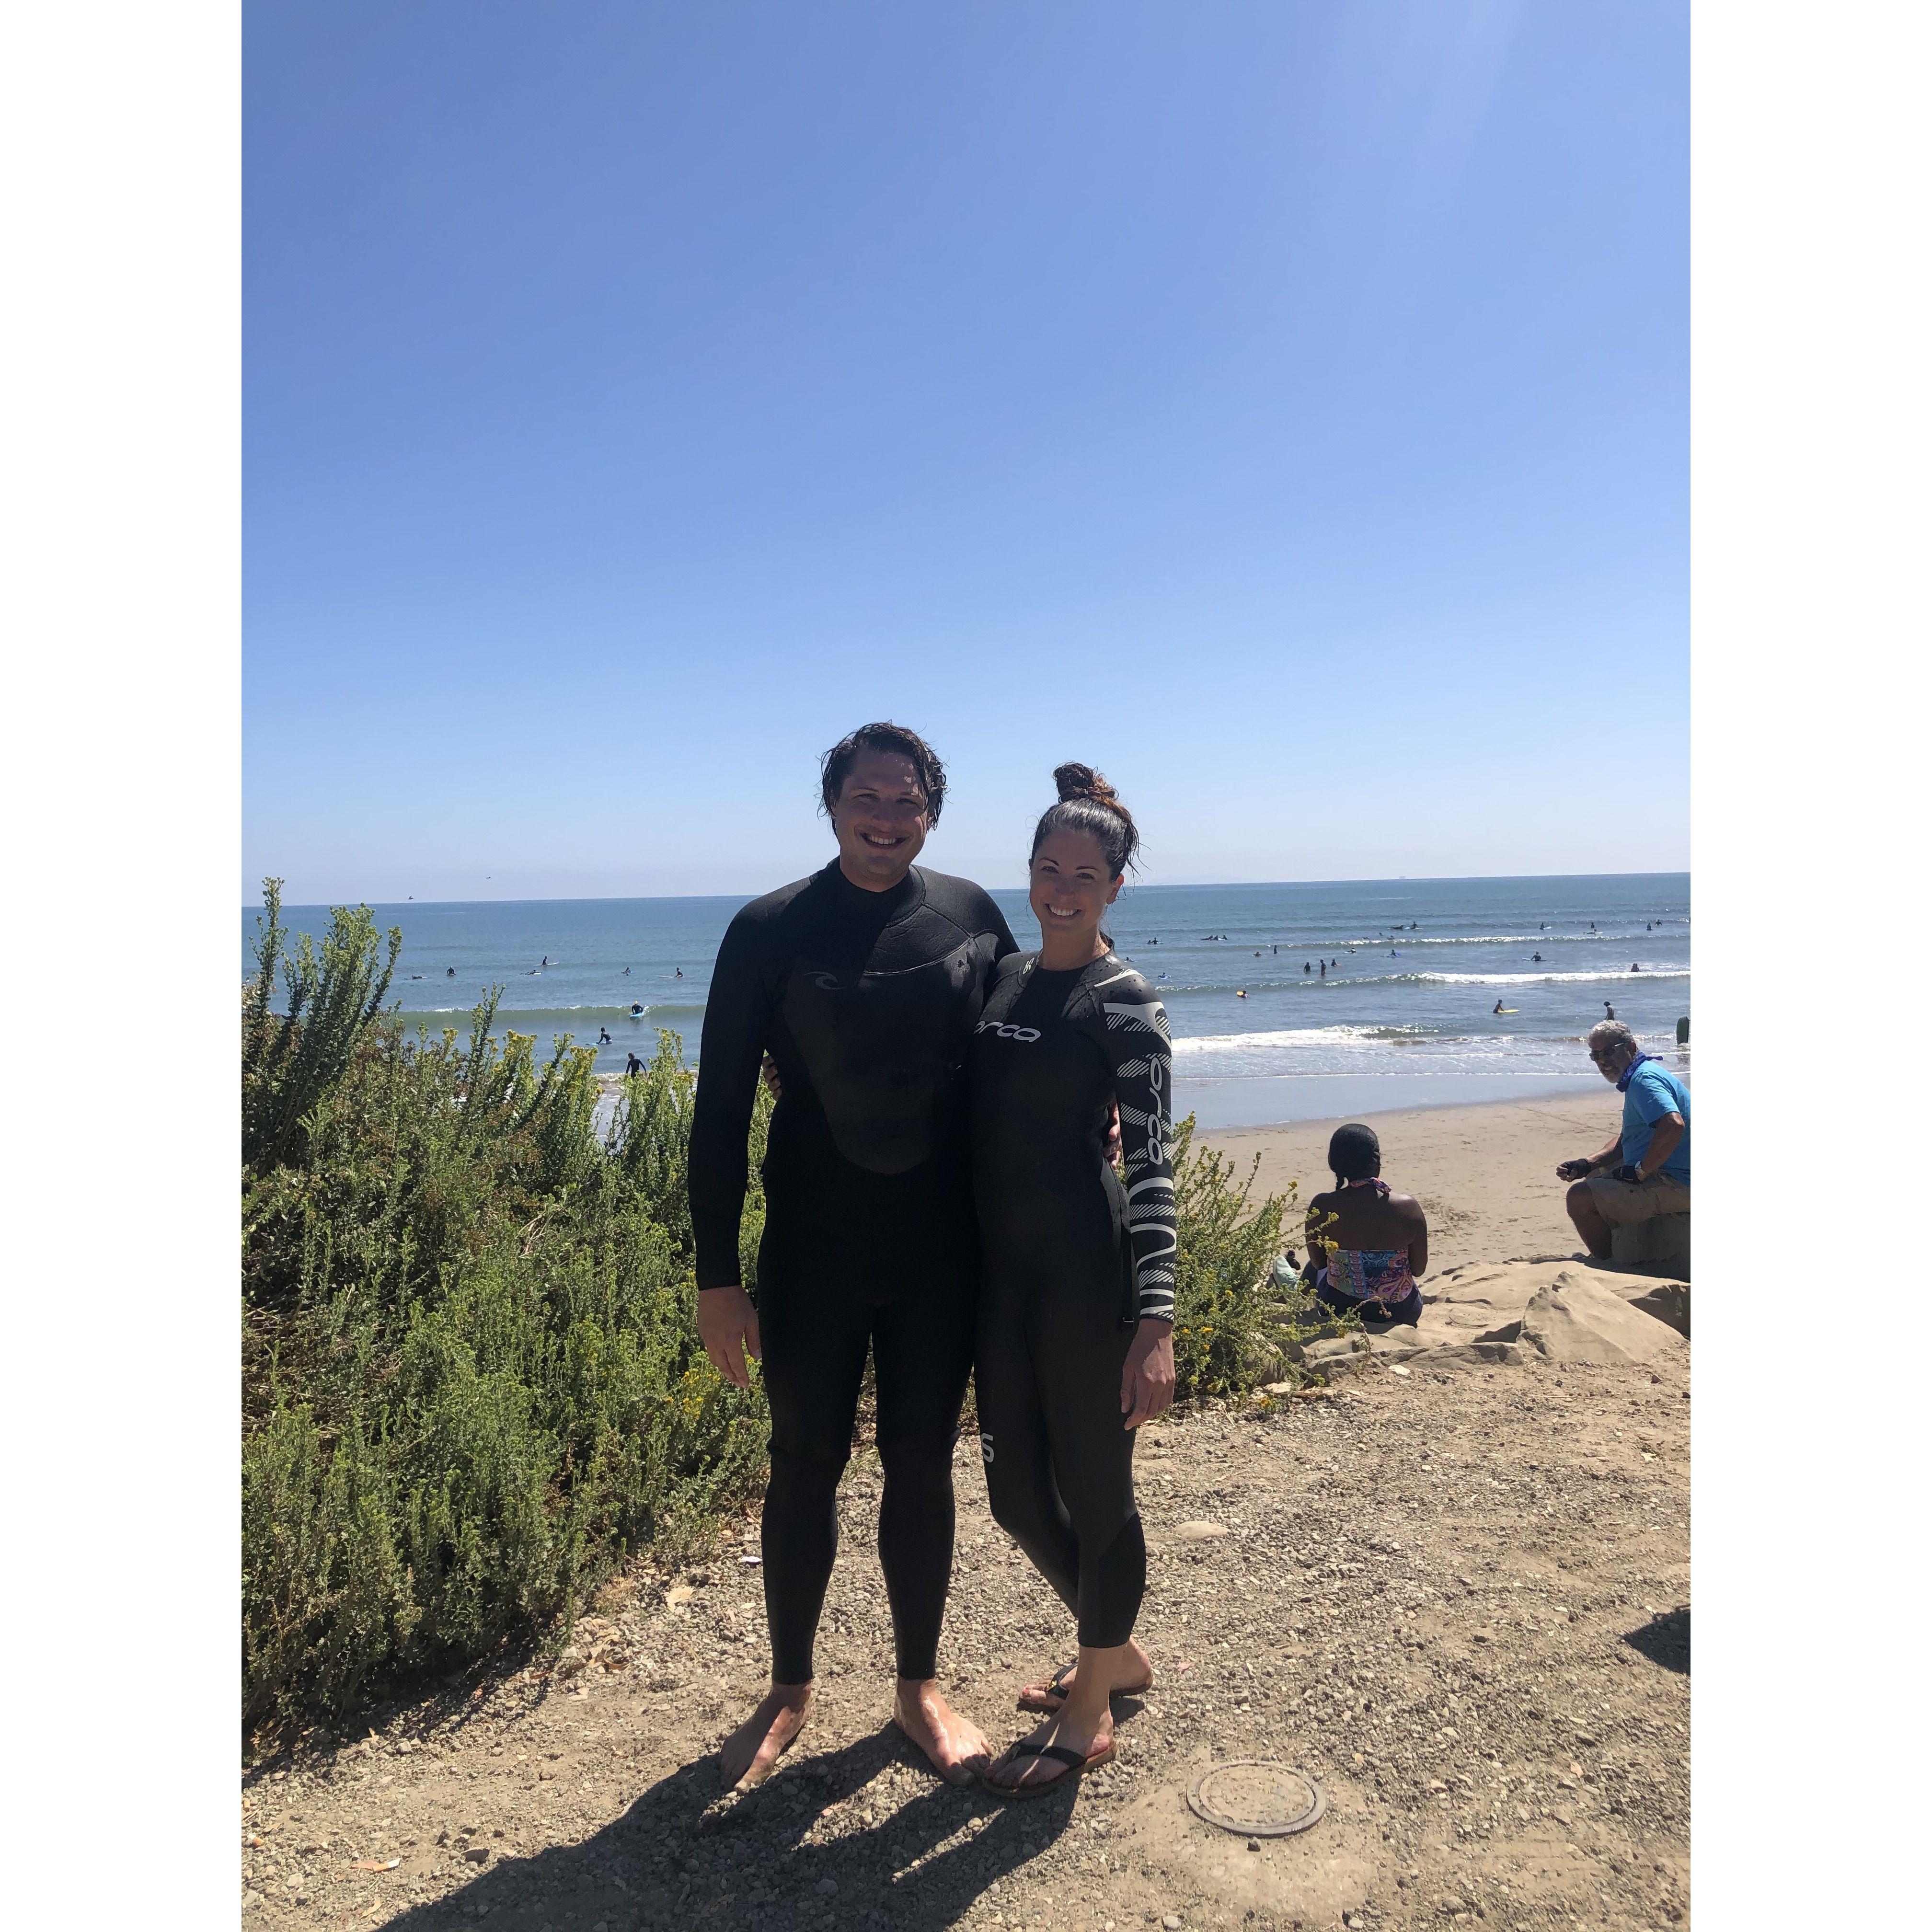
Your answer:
[1532,953,1542,963]
[1494,999,1505,1015]
[598,1026,613,1045]
[1604,1001,1616,1021]
[446,966,455,977]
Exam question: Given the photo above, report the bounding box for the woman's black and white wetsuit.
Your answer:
[967,950,1175,1649]
[689,861,1016,1685]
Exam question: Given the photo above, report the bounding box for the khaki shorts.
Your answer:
[1587,1171,1690,1226]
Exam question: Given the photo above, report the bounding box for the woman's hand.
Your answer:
[1120,1317,1176,1429]
[698,1285,762,1389]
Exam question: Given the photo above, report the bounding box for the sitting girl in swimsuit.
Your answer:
[1301,1123,1429,1327]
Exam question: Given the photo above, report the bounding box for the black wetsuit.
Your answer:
[968,950,1176,1649]
[689,861,1016,1684]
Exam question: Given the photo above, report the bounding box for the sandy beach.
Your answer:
[1200,1090,1625,1268]
[241,1088,1688,1932]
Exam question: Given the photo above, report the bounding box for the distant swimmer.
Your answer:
[676,967,684,978]
[1255,951,1262,958]
[1304,961,1311,973]
[625,1051,644,1075]
[1532,952,1542,963]
[1236,989,1248,998]
[1589,922,1597,932]
[1319,962,1326,978]
[446,966,456,977]
[624,966,631,976]
[1494,999,1505,1014]
[630,1002,645,1017]
[541,956,550,968]
[1604,1001,1615,1020]
[1631,962,1640,973]
[598,1027,612,1044]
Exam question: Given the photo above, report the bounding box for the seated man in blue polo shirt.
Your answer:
[1556,1020,1690,1260]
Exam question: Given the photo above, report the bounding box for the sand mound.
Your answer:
[1331,1256,1690,1372]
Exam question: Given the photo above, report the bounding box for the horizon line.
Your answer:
[245,867,1692,912]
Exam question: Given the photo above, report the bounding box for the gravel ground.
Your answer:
[241,1353,1690,1932]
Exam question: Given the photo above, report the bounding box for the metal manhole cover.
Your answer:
[1186,1760,1327,1838]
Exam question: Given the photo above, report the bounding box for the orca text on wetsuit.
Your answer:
[969,950,1175,1650]
[689,861,1016,1690]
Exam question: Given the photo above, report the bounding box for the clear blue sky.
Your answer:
[244,1,1687,904]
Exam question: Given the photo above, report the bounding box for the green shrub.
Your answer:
[241,887,770,1736]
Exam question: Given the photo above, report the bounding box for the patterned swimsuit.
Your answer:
[1319,1179,1418,1311]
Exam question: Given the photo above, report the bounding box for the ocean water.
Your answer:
[244,872,1689,1128]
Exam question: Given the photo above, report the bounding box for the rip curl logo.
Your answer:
[975,1021,1042,1042]
[979,1433,995,1465]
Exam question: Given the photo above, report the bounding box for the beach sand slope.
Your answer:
[241,1096,1690,1932]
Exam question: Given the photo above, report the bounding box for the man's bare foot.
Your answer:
[986,1705,1116,1792]
[893,1678,991,1785]
[1018,1638,1153,1710]
[720,1682,811,1789]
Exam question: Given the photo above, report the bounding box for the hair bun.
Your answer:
[1052,761,1118,806]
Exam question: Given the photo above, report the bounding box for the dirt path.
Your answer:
[241,1349,1689,1932]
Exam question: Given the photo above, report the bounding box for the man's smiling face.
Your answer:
[830,749,932,889]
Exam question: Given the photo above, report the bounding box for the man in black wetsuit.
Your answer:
[689,723,1017,1788]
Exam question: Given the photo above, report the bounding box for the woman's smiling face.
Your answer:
[1029,826,1122,955]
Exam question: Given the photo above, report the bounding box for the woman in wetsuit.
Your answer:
[971,766,1176,1795]
[689,723,1017,1788]
[1302,1123,1428,1326]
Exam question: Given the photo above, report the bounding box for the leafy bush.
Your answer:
[1169,1114,1296,1400]
[241,885,770,1736]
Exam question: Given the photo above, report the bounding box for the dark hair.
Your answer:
[818,722,947,824]
[1327,1122,1381,1182]
[1029,763,1140,878]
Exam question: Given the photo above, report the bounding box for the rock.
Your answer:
[554,1647,586,1678]
[816,1877,839,1896]
[1610,1212,1691,1278]
[1173,1521,1228,1541]
[1304,1335,1368,1366]
[1518,1269,1688,1367]
[1164,1918,1183,1930]
[465,1847,491,1864]
[1622,1278,1690,1337]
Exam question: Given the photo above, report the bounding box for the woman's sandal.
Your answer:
[1017,1662,1155,1714]
[983,1736,1116,1799]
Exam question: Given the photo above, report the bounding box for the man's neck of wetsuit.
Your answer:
[835,853,916,895]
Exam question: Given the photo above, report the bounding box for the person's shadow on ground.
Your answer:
[1623,1605,1689,1675]
[378,1721,1082,1932]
